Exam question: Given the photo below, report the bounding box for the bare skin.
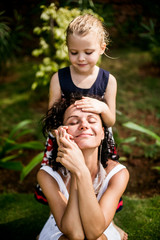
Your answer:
[112,221,128,240]
[58,223,128,240]
[58,233,108,240]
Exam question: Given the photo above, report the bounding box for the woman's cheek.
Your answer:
[67,126,75,136]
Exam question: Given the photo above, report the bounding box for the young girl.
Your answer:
[37,95,129,240]
[40,13,117,167]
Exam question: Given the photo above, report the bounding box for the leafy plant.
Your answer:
[123,121,160,146]
[140,19,160,65]
[123,121,160,164]
[0,11,11,70]
[31,3,103,89]
[0,10,31,73]
[0,120,44,180]
[66,0,94,9]
[113,130,136,161]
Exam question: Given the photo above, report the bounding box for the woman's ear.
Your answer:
[101,127,105,140]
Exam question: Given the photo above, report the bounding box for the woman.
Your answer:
[37,95,129,240]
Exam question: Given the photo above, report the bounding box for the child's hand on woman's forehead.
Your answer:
[74,96,106,114]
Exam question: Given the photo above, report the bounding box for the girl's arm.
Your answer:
[74,73,117,127]
[102,73,117,127]
[48,72,62,109]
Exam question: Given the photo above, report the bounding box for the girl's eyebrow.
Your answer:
[69,48,95,51]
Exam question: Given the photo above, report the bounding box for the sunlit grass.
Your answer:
[114,195,160,239]
[0,193,159,240]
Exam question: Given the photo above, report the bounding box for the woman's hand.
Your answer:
[55,128,85,174]
[55,126,73,147]
[74,96,107,114]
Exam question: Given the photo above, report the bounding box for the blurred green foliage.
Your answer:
[0,119,44,181]
[140,19,160,65]
[0,11,11,71]
[0,10,31,74]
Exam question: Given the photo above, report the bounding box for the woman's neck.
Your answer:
[82,148,99,181]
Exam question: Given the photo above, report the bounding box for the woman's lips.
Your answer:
[75,133,93,138]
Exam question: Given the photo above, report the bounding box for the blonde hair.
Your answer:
[66,14,109,47]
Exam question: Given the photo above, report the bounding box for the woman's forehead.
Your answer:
[63,104,100,122]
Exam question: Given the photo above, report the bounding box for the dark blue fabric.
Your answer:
[58,67,109,98]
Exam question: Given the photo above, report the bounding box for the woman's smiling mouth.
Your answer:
[75,133,93,138]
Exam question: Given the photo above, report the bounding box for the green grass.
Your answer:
[114,195,160,239]
[0,193,159,240]
[0,193,49,240]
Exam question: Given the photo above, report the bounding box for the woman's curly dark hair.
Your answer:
[42,93,119,171]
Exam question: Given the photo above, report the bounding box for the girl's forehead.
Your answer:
[68,32,101,47]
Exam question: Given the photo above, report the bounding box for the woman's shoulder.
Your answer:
[105,160,129,178]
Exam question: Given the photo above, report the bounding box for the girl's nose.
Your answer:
[78,53,85,61]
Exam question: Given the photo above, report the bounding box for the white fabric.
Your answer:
[39,164,126,240]
[97,164,126,201]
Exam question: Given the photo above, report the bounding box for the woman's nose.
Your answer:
[79,120,89,130]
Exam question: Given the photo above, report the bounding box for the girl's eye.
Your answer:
[85,52,93,55]
[71,52,77,55]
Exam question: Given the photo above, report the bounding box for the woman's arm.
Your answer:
[37,170,85,239]
[76,167,129,239]
[60,174,85,239]
[76,167,107,239]
[56,131,108,239]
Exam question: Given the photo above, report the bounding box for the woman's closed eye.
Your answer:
[88,117,97,123]
[68,120,79,125]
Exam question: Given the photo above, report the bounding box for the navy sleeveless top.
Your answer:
[58,67,109,98]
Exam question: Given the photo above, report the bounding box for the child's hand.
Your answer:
[74,96,107,114]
